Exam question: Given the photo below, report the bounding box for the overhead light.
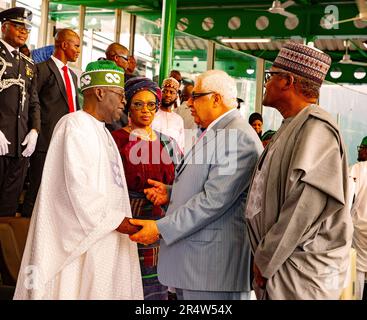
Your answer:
[246,68,255,75]
[221,38,272,43]
[354,68,366,80]
[330,68,342,79]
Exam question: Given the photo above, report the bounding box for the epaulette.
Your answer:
[19,52,34,65]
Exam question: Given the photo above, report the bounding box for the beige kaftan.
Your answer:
[349,161,367,272]
[246,105,353,300]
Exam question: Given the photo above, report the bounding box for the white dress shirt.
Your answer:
[51,55,77,109]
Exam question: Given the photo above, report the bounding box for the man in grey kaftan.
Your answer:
[245,42,353,300]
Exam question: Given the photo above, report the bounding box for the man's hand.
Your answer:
[129,219,160,245]
[253,262,267,289]
[144,179,169,206]
[21,129,38,157]
[0,130,11,156]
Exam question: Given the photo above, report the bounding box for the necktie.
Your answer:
[61,65,75,113]
[12,50,19,59]
[12,50,19,69]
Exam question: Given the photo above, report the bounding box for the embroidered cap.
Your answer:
[80,60,124,92]
[162,77,180,92]
[360,136,367,147]
[0,7,32,28]
[273,42,331,85]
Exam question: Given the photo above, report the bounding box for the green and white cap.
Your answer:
[80,60,125,92]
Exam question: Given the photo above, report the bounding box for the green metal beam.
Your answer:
[239,49,367,62]
[134,4,367,38]
[49,0,367,84]
[169,49,367,83]
[158,0,177,85]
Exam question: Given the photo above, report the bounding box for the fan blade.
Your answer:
[281,11,297,19]
[356,0,367,15]
[339,58,352,64]
[282,0,295,9]
[339,53,367,66]
[350,60,367,66]
[327,16,360,26]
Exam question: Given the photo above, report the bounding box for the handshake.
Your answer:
[116,217,142,235]
[115,178,169,245]
[116,217,161,245]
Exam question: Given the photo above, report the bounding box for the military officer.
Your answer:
[0,7,41,216]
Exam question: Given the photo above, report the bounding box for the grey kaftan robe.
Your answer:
[246,105,353,300]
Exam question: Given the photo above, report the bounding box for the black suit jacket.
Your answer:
[36,58,80,152]
[0,41,41,157]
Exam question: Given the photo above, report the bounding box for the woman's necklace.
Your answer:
[128,124,153,141]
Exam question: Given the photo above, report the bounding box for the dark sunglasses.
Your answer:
[190,91,215,100]
[264,71,289,83]
[115,54,129,62]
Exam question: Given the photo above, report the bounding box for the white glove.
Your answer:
[0,130,11,156]
[21,129,38,157]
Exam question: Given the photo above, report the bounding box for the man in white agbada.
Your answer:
[245,42,353,300]
[152,77,185,153]
[349,136,367,300]
[14,60,143,300]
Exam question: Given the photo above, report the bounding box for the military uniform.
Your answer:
[0,7,40,216]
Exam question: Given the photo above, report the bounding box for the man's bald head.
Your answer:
[53,28,80,63]
[105,43,131,73]
[106,43,129,60]
[169,70,182,84]
[55,29,79,48]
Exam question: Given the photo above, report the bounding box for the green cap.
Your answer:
[361,136,367,147]
[80,60,124,92]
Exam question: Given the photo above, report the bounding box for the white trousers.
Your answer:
[356,270,366,300]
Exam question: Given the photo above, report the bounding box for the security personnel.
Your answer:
[0,7,40,216]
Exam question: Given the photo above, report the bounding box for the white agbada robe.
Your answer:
[14,111,143,300]
[349,161,367,272]
[152,109,185,153]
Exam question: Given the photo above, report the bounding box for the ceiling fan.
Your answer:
[339,40,367,67]
[268,0,297,19]
[322,0,367,27]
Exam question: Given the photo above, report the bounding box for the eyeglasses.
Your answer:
[8,22,31,34]
[264,71,291,83]
[190,91,216,100]
[107,89,126,103]
[357,146,367,151]
[130,101,157,111]
[115,54,129,62]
